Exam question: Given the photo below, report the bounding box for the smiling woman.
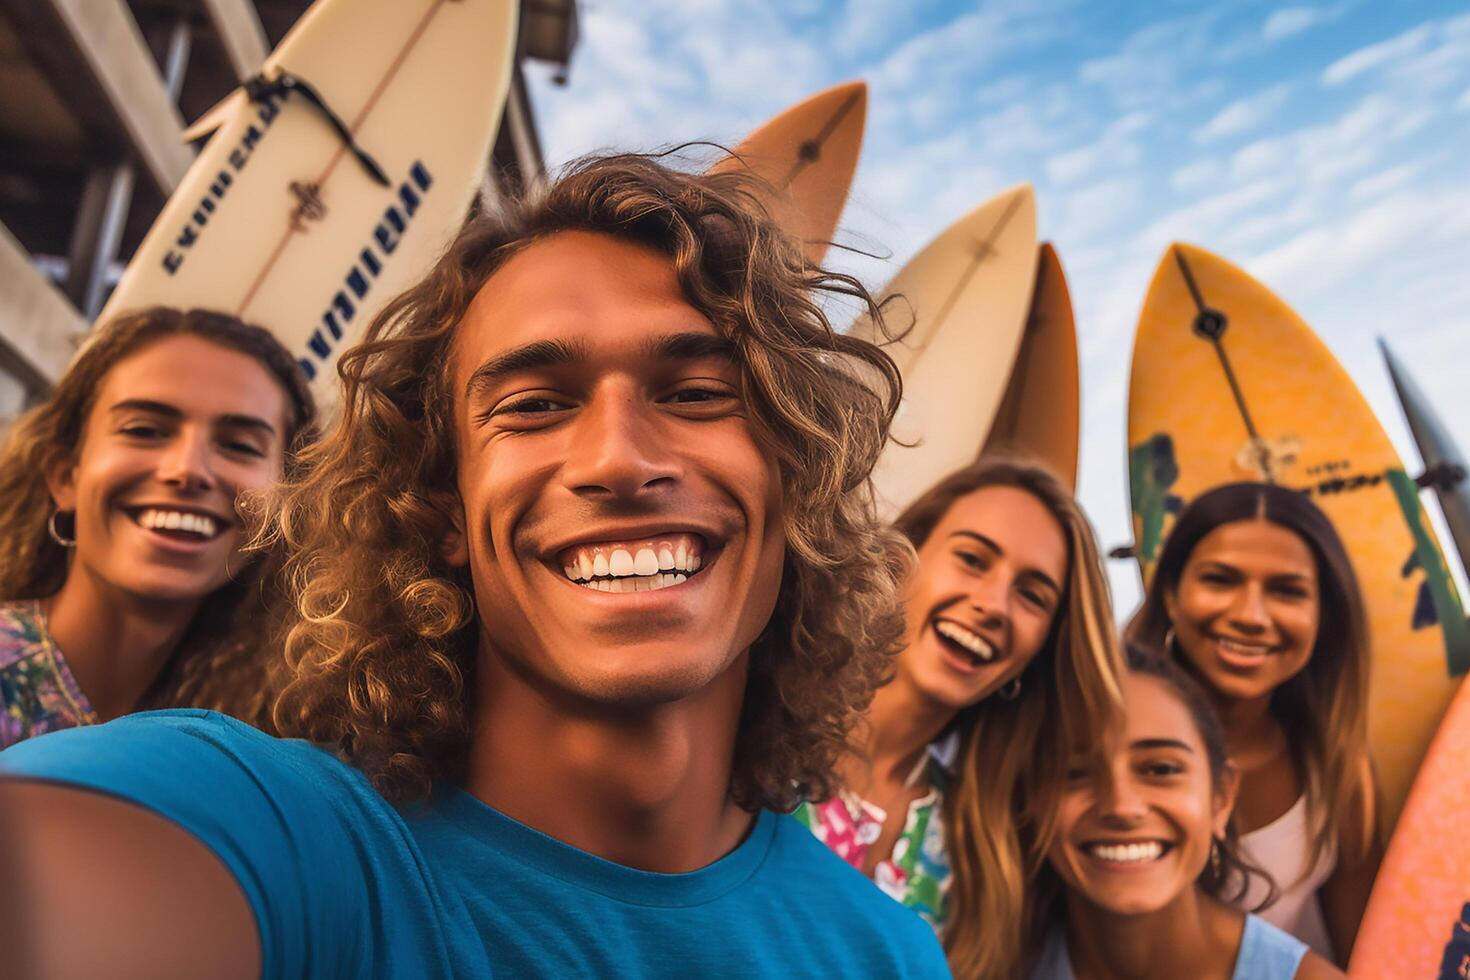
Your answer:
[1024,645,1342,980]
[1127,483,1382,964]
[0,308,316,745]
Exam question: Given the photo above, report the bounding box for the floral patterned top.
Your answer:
[0,600,98,749]
[794,747,954,933]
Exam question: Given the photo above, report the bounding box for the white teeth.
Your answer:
[633,548,659,576]
[935,621,995,660]
[675,541,688,569]
[577,572,688,593]
[592,553,609,578]
[608,549,634,576]
[658,546,675,571]
[137,509,217,538]
[1089,841,1165,863]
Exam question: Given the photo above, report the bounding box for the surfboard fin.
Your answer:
[182,89,246,144]
[1381,337,1470,582]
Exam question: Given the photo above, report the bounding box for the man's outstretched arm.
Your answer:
[0,779,260,980]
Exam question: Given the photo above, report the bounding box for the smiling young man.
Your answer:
[0,156,947,977]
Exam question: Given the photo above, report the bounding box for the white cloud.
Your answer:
[1171,159,1225,193]
[1263,7,1320,42]
[1322,23,1433,85]
[1194,84,1291,143]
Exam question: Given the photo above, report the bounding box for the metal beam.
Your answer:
[200,0,269,81]
[0,222,83,390]
[43,0,191,194]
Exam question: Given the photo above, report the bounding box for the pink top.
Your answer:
[1238,793,1336,959]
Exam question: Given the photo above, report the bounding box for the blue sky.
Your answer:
[526,0,1470,612]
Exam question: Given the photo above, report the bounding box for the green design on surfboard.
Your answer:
[1129,433,1182,577]
[1386,469,1470,676]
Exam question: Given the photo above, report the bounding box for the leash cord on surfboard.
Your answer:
[785,88,864,185]
[244,72,391,188]
[1171,247,1275,483]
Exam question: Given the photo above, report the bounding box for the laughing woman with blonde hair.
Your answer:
[797,456,1124,977]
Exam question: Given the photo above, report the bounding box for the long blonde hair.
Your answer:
[0,307,316,727]
[892,456,1124,979]
[882,461,1123,980]
[264,152,913,805]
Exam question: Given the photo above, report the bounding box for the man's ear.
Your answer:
[1212,759,1242,838]
[441,499,470,567]
[43,452,78,513]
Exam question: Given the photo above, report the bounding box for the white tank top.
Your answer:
[1237,793,1336,959]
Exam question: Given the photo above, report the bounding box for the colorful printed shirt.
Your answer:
[0,600,98,749]
[794,748,954,932]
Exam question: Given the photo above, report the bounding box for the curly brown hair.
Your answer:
[0,307,317,727]
[267,152,912,806]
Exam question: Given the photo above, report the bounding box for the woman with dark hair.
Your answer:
[797,456,1125,977]
[1024,644,1342,979]
[1126,482,1381,962]
[0,307,315,745]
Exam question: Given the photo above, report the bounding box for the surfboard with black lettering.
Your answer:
[1126,242,1470,825]
[97,0,517,405]
[710,81,867,266]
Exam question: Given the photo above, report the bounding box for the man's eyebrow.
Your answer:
[217,414,278,437]
[1131,738,1195,753]
[947,530,1062,594]
[642,331,737,363]
[464,338,590,398]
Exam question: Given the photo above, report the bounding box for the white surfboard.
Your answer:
[97,0,518,405]
[849,185,1039,517]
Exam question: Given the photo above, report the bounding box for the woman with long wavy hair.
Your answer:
[1126,482,1381,963]
[0,307,315,745]
[1022,644,1340,979]
[796,456,1124,977]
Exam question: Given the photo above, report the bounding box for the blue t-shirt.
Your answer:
[1,710,949,978]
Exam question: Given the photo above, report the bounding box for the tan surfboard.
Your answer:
[710,81,866,266]
[1127,242,1470,823]
[982,242,1081,489]
[96,0,518,405]
[850,184,1039,518]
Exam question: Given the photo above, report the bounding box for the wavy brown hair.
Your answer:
[890,455,1124,979]
[266,152,911,805]
[1126,481,1378,870]
[0,306,316,727]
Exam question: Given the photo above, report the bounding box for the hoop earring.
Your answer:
[1164,626,1177,656]
[47,511,77,548]
[1210,837,1222,879]
[998,675,1022,700]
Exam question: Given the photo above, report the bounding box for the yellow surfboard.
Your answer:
[983,242,1080,489]
[852,184,1038,518]
[710,81,866,267]
[98,0,517,405]
[1127,242,1470,822]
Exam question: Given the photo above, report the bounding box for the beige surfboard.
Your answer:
[97,0,518,405]
[851,184,1039,518]
[982,242,1081,489]
[710,81,866,266]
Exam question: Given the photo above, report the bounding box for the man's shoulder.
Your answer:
[0,709,379,818]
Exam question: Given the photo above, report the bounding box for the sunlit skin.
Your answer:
[851,485,1068,874]
[1161,517,1377,964]
[1049,672,1236,918]
[450,231,785,872]
[1164,518,1321,706]
[1046,671,1342,979]
[41,335,289,718]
